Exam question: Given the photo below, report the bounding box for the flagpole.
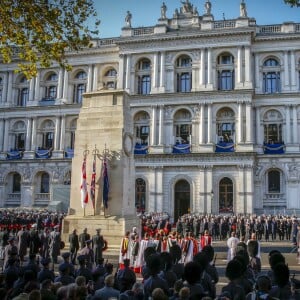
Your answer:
[92,145,99,216]
[81,149,89,217]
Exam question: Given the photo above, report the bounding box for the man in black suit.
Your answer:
[69,229,79,264]
[79,228,90,249]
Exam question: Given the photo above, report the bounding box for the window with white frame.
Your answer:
[136,58,151,94]
[16,76,29,106]
[12,173,21,193]
[66,118,77,149]
[263,110,283,144]
[217,53,235,91]
[12,121,26,150]
[40,172,50,193]
[173,109,192,144]
[39,120,55,149]
[176,55,192,93]
[268,169,280,193]
[44,73,58,100]
[104,68,117,89]
[73,71,87,103]
[134,111,150,145]
[216,108,235,143]
[262,58,281,93]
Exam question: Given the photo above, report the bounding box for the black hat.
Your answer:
[41,258,51,265]
[62,252,70,259]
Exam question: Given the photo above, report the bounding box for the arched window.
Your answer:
[39,120,55,149]
[134,112,150,145]
[216,108,235,143]
[263,110,283,144]
[262,58,281,93]
[268,170,280,193]
[73,71,87,103]
[174,109,192,144]
[135,178,146,213]
[66,118,77,150]
[40,173,50,193]
[16,76,29,106]
[136,59,151,94]
[174,180,190,221]
[43,72,58,100]
[104,68,117,89]
[12,121,26,150]
[217,53,235,90]
[176,55,192,92]
[219,177,233,213]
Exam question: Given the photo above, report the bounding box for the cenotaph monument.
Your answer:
[62,89,137,246]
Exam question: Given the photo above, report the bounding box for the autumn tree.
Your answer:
[284,0,300,7]
[0,0,100,79]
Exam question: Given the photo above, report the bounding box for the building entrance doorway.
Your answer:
[174,180,190,221]
[219,177,233,213]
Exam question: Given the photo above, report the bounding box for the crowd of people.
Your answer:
[0,209,300,299]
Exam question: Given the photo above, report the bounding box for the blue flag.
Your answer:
[102,158,109,209]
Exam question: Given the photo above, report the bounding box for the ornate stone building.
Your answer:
[1,0,300,219]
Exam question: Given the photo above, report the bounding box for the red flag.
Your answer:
[90,157,96,209]
[80,156,88,208]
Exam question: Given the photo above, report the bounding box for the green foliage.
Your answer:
[0,0,100,79]
[284,0,300,7]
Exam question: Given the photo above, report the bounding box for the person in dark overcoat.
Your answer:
[29,223,41,255]
[40,227,51,259]
[79,228,90,250]
[69,228,79,265]
[17,225,29,262]
[92,229,106,264]
[49,225,61,264]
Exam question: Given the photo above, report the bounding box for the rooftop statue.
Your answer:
[240,0,248,18]
[161,2,167,19]
[180,0,193,13]
[125,11,132,27]
[205,0,212,15]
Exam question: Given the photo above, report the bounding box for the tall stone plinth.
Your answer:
[62,90,137,246]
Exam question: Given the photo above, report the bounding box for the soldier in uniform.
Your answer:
[29,223,41,255]
[79,228,90,249]
[69,228,79,265]
[40,227,51,259]
[3,236,18,270]
[17,225,29,263]
[92,229,106,265]
[49,225,61,264]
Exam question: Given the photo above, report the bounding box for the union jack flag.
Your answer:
[90,157,96,209]
[80,156,88,208]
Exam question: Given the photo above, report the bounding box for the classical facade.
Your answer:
[1,0,300,219]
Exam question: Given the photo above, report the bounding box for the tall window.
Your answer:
[16,76,29,106]
[43,132,54,149]
[216,108,235,143]
[174,109,192,144]
[176,55,192,92]
[12,173,21,193]
[136,59,151,95]
[40,173,50,193]
[268,170,280,193]
[134,112,150,145]
[219,177,234,213]
[263,110,283,144]
[12,121,26,150]
[66,119,77,149]
[217,53,235,90]
[39,120,55,149]
[44,73,58,100]
[104,68,117,89]
[73,71,87,103]
[135,178,146,213]
[262,58,281,93]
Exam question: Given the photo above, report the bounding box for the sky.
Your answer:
[92,0,300,38]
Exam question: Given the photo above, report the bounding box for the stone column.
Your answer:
[87,65,93,92]
[237,47,242,85]
[2,73,8,103]
[29,78,35,102]
[284,51,289,89]
[62,69,69,101]
[6,72,13,104]
[148,168,156,212]
[60,115,66,150]
[254,53,260,90]
[25,118,32,151]
[255,107,261,144]
[238,102,243,143]
[200,49,205,86]
[238,165,245,213]
[125,55,131,92]
[156,167,164,212]
[245,166,254,213]
[207,103,212,143]
[57,68,63,99]
[205,166,213,213]
[93,65,98,91]
[151,106,157,146]
[3,119,10,151]
[292,105,298,144]
[245,102,253,143]
[54,116,60,150]
[152,53,158,91]
[285,105,291,144]
[291,51,296,87]
[34,72,40,101]
[207,48,212,87]
[199,103,205,144]
[30,118,37,151]
[118,54,125,89]
[198,167,205,212]
[159,52,165,91]
[244,46,252,85]
[0,119,4,151]
[158,105,164,145]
